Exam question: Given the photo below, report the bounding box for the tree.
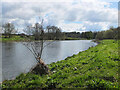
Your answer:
[103,30,114,39]
[114,27,119,40]
[23,19,62,75]
[23,25,33,36]
[95,31,104,40]
[23,19,47,75]
[33,21,44,40]
[2,22,16,38]
[80,31,94,39]
[93,32,97,39]
[85,31,94,39]
[46,25,62,40]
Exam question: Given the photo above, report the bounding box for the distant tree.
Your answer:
[103,30,114,39]
[118,27,120,40]
[93,32,97,39]
[113,27,119,40]
[94,27,120,40]
[85,31,94,39]
[95,31,104,40]
[23,25,33,36]
[109,26,114,30]
[24,23,62,40]
[46,26,62,40]
[81,32,85,38]
[2,22,16,38]
[115,27,119,40]
[33,22,44,40]
[24,20,45,40]
[80,31,94,39]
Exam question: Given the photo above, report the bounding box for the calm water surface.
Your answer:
[1,40,97,81]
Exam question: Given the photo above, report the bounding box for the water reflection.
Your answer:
[2,42,35,81]
[42,41,61,63]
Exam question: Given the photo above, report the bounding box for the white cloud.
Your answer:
[2,0,119,2]
[82,21,112,31]
[57,21,115,32]
[2,0,74,2]
[58,22,84,32]
[1,0,118,32]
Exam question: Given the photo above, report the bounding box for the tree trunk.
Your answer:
[30,59,50,75]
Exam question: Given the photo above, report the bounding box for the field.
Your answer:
[1,35,25,42]
[2,40,119,89]
[1,35,82,42]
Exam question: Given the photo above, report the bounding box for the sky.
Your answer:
[1,0,119,33]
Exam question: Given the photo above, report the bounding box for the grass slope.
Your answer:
[2,40,119,89]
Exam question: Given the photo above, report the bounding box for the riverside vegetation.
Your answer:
[2,40,119,89]
[1,26,119,42]
[1,35,25,42]
[1,34,82,42]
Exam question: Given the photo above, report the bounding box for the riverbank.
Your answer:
[2,40,119,89]
[1,36,26,42]
[1,35,85,42]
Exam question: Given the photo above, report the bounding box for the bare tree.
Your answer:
[2,22,16,38]
[46,25,62,40]
[23,19,62,75]
[23,25,33,36]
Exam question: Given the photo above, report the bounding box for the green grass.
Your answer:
[1,36,26,42]
[1,35,81,42]
[2,40,119,89]
[64,37,85,40]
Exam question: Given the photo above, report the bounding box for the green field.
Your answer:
[2,40,119,89]
[1,36,25,42]
[1,35,81,42]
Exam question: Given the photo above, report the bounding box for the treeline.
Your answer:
[2,22,119,40]
[64,27,119,40]
[23,23,63,40]
[95,27,119,40]
[2,22,63,40]
[64,31,97,39]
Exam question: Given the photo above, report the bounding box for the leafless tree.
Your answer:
[46,25,62,40]
[23,19,62,75]
[2,22,16,38]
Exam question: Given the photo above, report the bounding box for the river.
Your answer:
[1,40,97,82]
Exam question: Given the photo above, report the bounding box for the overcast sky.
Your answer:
[1,0,119,33]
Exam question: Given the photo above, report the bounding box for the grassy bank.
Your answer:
[2,40,119,89]
[64,37,86,40]
[1,36,81,42]
[1,36,26,42]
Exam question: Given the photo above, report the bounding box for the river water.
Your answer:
[1,40,97,82]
